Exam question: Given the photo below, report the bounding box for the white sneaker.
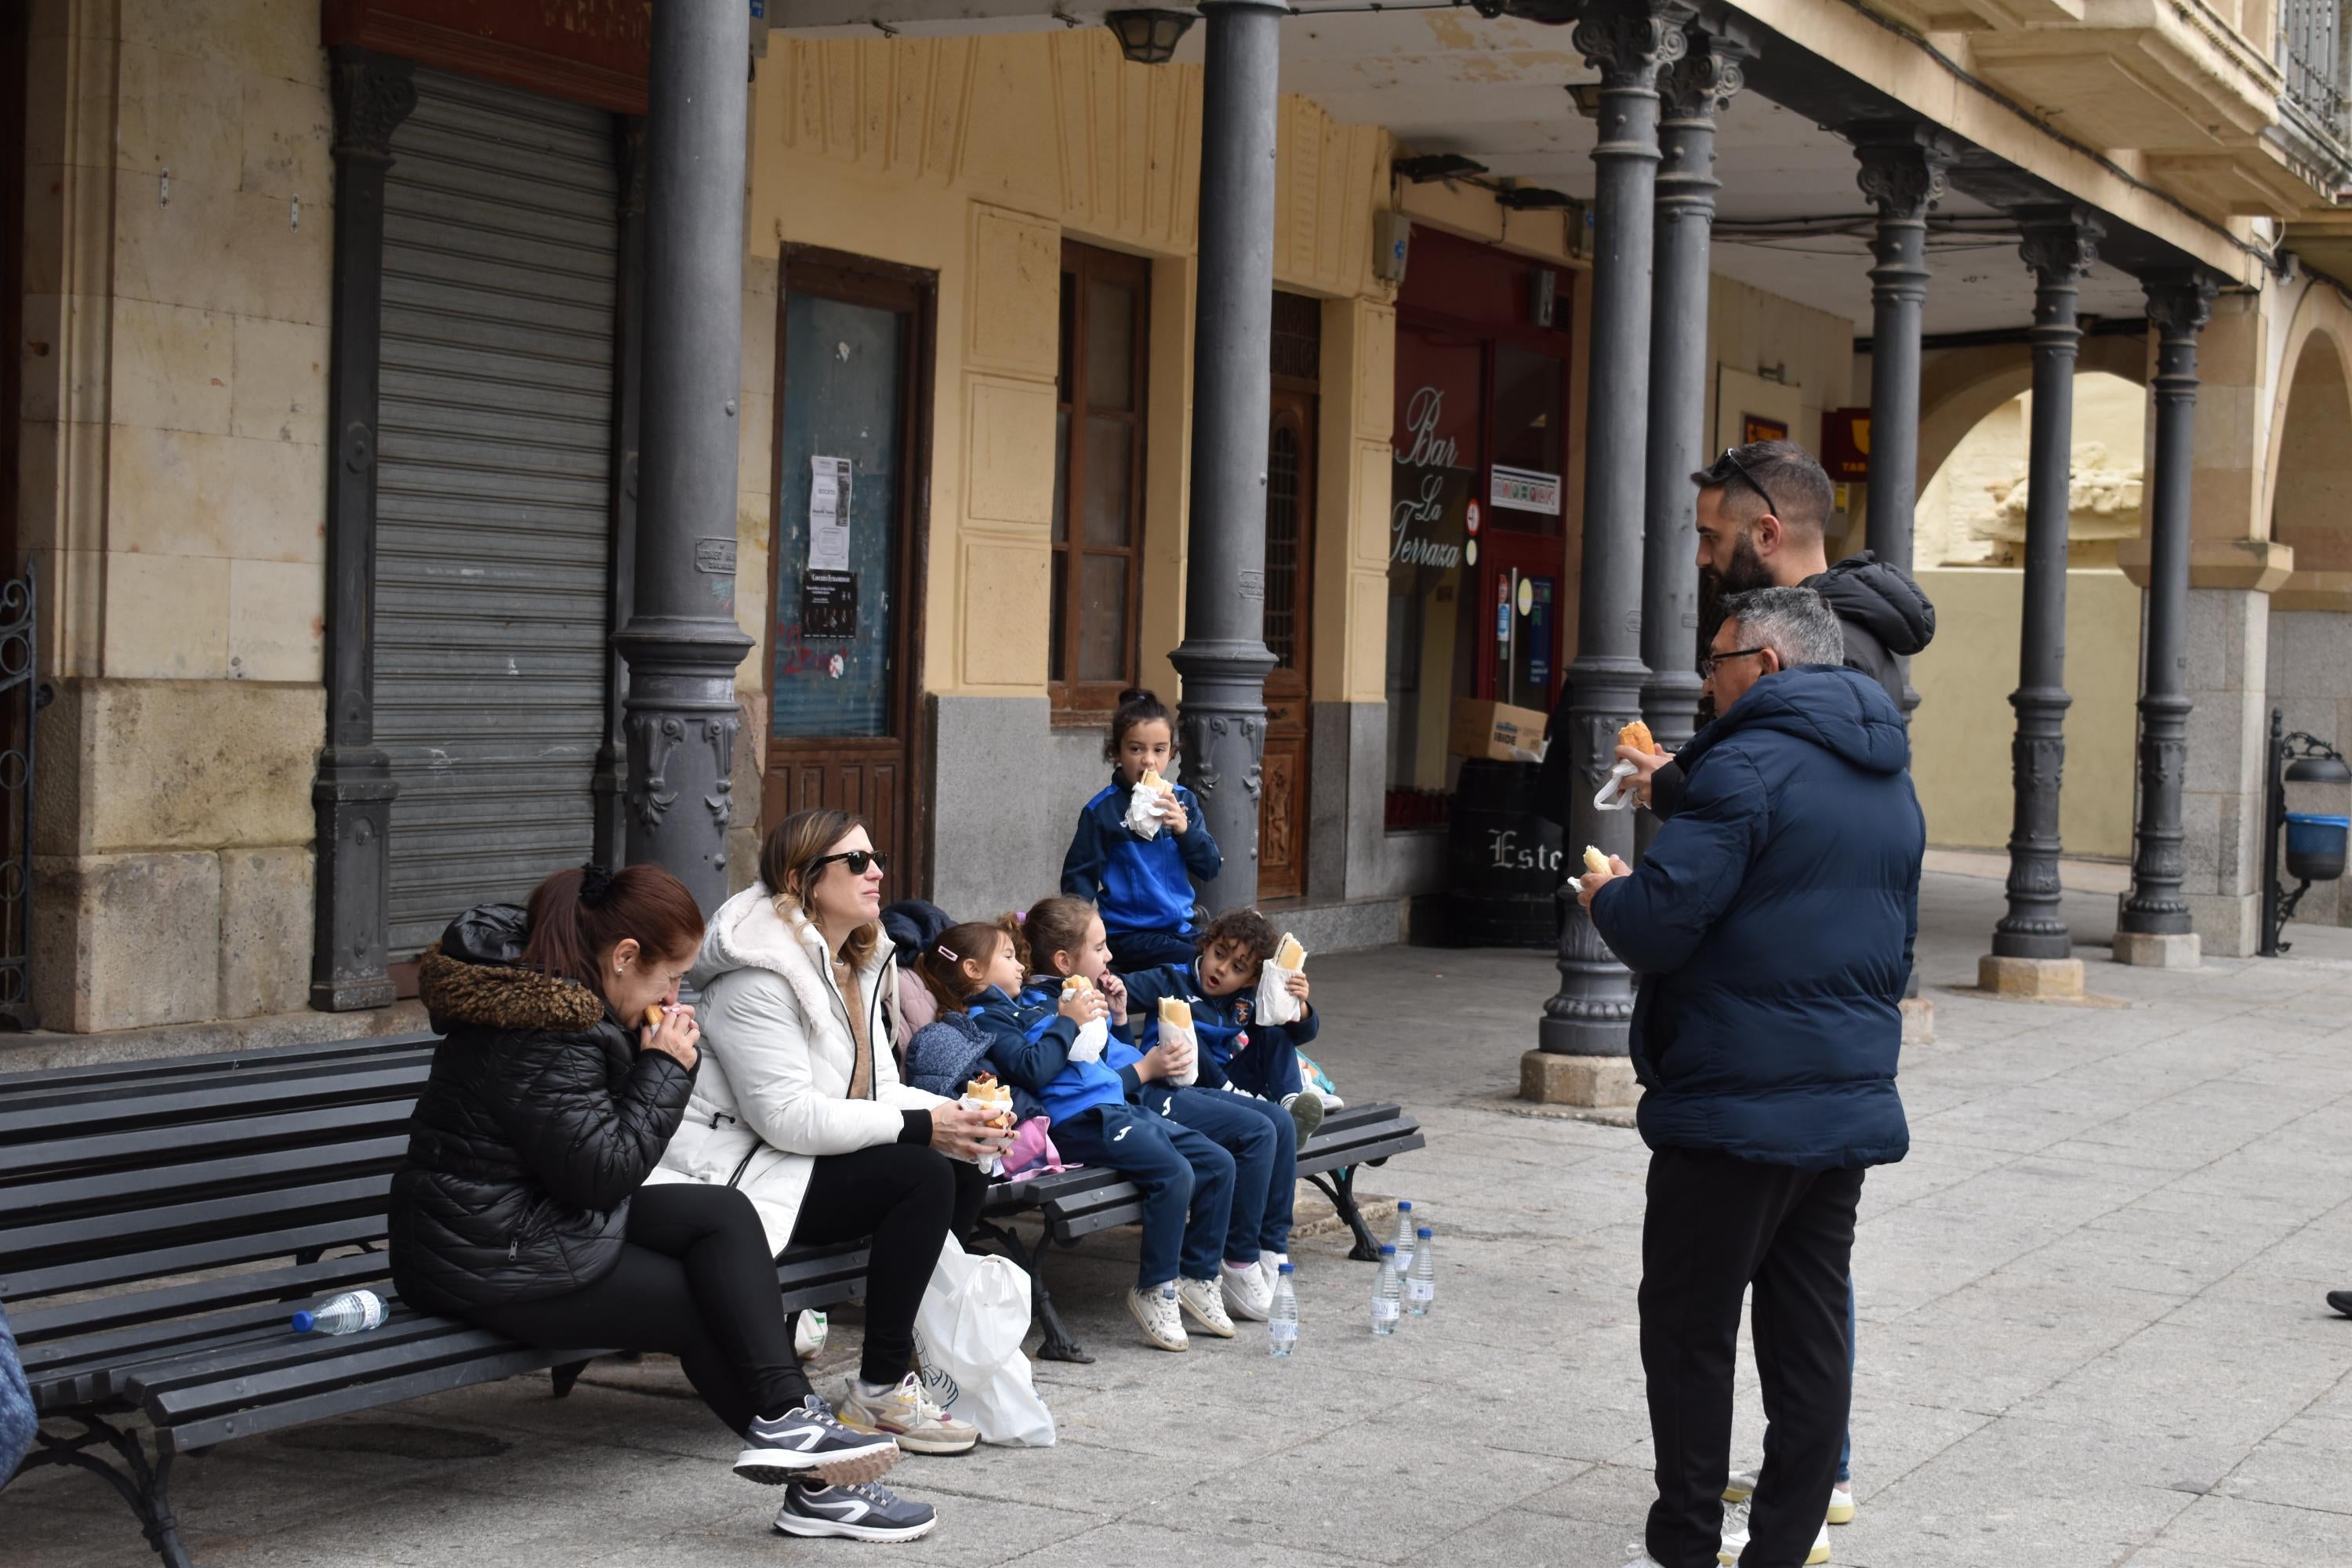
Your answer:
[1127,1283,1188,1352]
[1258,1250,1290,1291]
[1724,1468,1854,1526]
[1220,1259,1273,1322]
[1174,1276,1237,1338]
[835,1373,979,1456]
[1719,1503,1829,1566]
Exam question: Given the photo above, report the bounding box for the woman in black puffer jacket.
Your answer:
[387,862,922,1519]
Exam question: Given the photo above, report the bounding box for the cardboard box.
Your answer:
[1450,699,1551,762]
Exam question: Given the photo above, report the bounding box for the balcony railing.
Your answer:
[2280,0,2352,154]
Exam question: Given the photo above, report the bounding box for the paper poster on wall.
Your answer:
[808,456,853,574]
[804,569,858,639]
[1490,464,1561,516]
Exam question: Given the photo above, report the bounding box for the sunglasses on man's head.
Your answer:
[1718,447,1781,519]
[811,848,888,877]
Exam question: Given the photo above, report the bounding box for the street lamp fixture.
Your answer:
[1567,82,1605,119]
[1105,9,1195,64]
[2260,707,2352,956]
[1497,186,1573,209]
[1394,153,1489,183]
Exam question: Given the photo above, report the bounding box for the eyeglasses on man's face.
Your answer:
[1697,647,1767,681]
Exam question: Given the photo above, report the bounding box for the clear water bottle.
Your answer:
[1407,1225,1436,1316]
[1370,1245,1402,1336]
[1267,1262,1299,1357]
[1390,1201,1416,1274]
[292,1289,387,1336]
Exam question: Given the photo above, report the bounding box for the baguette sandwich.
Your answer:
[1273,934,1307,972]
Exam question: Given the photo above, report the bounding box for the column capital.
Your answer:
[2016,205,2103,285]
[2143,269,2220,338]
[328,48,416,163]
[1846,120,1956,220]
[1657,24,1749,121]
[1573,0,1693,87]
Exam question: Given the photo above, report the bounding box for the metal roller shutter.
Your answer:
[373,70,620,959]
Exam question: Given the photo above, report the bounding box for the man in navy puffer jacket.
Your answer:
[1583,586,1921,1568]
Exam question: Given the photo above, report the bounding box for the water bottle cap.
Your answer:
[1379,1243,1395,1254]
[1398,1200,1412,1210]
[1417,1226,1432,1237]
[1277,1262,1294,1274]
[291,1310,317,1334]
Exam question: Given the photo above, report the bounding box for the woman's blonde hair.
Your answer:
[760,808,881,971]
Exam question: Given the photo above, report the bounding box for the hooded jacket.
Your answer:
[972,982,1130,1125]
[648,885,948,1255]
[1589,665,1921,1171]
[1119,963,1313,1099]
[387,904,696,1315]
[1804,551,1936,709]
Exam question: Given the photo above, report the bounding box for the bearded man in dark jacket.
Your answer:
[1581,587,1922,1568]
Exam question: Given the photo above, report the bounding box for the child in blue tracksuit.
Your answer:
[914,912,1237,1353]
[1121,907,1321,1146]
[1021,895,1296,1327]
[1061,688,1221,972]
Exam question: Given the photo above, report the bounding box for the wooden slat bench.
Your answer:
[0,1037,869,1568]
[971,1100,1427,1363]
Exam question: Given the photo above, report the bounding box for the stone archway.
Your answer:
[1915,332,2149,507]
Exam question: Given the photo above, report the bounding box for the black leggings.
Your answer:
[465,1183,808,1436]
[786,1144,990,1388]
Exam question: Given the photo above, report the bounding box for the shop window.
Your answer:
[1385,321,1483,808]
[1490,343,1565,537]
[1051,241,1151,715]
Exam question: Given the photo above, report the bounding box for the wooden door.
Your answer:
[1258,386,1316,899]
[764,254,933,894]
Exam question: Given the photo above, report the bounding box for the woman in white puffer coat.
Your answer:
[652,808,1008,1456]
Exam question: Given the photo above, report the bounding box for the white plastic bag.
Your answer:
[912,1234,1055,1446]
[1255,962,1304,1026]
[958,1094,1011,1178]
[1123,782,1169,839]
[1592,758,1640,812]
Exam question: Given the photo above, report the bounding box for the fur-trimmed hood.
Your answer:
[418,903,608,1035]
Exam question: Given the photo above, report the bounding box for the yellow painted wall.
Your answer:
[1910,567,2141,859]
[737,31,1399,713]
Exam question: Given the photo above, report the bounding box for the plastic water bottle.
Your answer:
[1267,1263,1299,1356]
[1370,1245,1402,1336]
[1407,1226,1436,1316]
[292,1289,386,1336]
[1390,1200,1416,1274]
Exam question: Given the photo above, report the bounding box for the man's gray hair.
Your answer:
[1719,586,1845,669]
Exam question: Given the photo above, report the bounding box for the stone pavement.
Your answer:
[8,870,2352,1566]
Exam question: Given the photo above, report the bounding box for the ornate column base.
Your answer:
[2111,931,2201,968]
[1977,953,2085,1000]
[1520,1050,1640,1109]
[1171,639,1278,917]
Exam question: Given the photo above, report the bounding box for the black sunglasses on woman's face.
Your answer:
[810,849,888,877]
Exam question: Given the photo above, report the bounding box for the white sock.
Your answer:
[1223,1258,1260,1275]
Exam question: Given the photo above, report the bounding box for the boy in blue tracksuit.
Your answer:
[1122,909,1320,1123]
[1062,688,1222,971]
[964,954,1238,1354]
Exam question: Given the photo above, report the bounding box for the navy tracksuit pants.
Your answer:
[1049,1102,1234,1289]
[1143,1084,1295,1261]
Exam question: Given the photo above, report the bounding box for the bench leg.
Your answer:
[20,1416,194,1567]
[550,1359,590,1399]
[1306,1164,1384,1262]
[969,1217,1094,1365]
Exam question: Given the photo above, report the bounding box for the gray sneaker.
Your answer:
[735,1394,901,1487]
[774,1479,939,1543]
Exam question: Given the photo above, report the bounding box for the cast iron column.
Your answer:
[614,2,756,909]
[310,49,416,1011]
[2118,272,2219,943]
[1541,0,1683,1056]
[1637,20,1744,860]
[1849,120,1953,723]
[1992,207,2101,963]
[1171,0,1287,915]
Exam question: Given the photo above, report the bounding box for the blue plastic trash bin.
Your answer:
[2284,812,2349,883]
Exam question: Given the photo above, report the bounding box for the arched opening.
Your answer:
[2270,330,2352,579]
[1907,369,2148,869]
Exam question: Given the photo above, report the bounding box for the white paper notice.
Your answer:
[808,456,853,573]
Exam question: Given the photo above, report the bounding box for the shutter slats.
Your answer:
[372,70,619,959]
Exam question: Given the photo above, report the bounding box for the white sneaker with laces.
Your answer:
[836,1372,978,1456]
[1127,1283,1189,1352]
[1718,1502,1830,1566]
[1221,1260,1274,1322]
[1258,1250,1290,1292]
[1175,1276,1236,1338]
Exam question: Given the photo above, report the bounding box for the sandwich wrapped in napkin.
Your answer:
[1123,766,1177,840]
[1156,997,1200,1086]
[1595,720,1663,811]
[1255,931,1308,1025]
[1062,973,1109,1064]
[960,1072,1018,1175]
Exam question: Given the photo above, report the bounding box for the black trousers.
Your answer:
[1641,1149,1863,1568]
[465,1182,808,1437]
[786,1143,990,1388]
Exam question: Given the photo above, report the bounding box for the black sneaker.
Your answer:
[773,1479,939,1543]
[2328,1290,2352,1318]
[735,1394,901,1487]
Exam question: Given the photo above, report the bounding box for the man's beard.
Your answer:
[1711,528,1775,595]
